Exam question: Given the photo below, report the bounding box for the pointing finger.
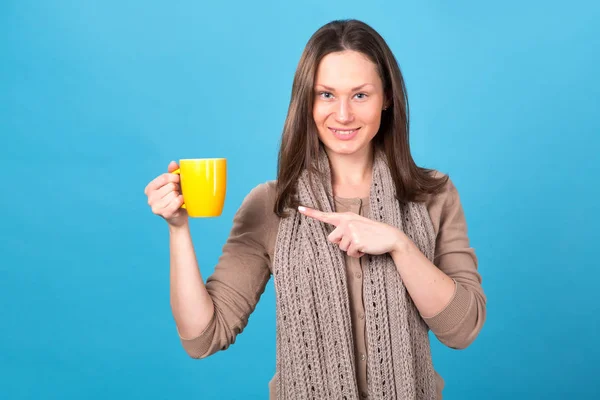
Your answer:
[298,206,342,226]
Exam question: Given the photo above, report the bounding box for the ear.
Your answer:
[383,90,392,110]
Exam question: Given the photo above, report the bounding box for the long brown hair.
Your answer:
[274,19,448,217]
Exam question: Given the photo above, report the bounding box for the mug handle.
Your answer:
[171,168,187,209]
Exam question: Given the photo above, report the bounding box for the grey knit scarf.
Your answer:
[273,148,437,399]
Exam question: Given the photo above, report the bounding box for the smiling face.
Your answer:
[312,50,386,159]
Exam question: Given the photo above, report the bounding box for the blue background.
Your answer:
[2,0,599,399]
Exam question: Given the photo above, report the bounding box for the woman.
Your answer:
[144,19,486,400]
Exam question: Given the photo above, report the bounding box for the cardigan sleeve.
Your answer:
[422,175,487,349]
[177,182,276,358]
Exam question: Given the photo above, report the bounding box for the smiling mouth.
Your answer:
[328,127,360,135]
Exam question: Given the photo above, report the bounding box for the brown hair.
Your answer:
[274,19,448,217]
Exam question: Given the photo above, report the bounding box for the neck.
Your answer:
[326,146,374,198]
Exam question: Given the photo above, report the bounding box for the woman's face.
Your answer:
[312,50,386,158]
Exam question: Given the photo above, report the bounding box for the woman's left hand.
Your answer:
[298,206,408,258]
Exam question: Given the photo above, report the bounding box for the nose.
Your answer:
[335,99,354,123]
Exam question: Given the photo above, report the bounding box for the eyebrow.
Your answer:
[315,83,374,92]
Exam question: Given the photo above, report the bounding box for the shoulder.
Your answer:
[241,180,278,212]
[425,170,459,204]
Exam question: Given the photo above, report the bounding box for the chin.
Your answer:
[323,142,365,156]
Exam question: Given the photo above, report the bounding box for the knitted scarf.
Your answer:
[272,149,437,399]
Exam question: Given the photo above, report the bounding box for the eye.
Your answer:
[318,91,334,99]
[354,93,368,100]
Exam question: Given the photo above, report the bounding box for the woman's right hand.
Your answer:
[144,161,188,228]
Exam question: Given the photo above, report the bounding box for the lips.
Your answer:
[329,127,360,141]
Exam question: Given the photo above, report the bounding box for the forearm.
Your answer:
[390,239,456,318]
[169,223,215,339]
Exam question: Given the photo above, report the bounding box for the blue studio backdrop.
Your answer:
[1,1,599,399]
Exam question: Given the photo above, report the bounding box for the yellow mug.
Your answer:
[172,158,227,217]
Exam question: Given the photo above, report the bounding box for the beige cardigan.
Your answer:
[177,175,486,399]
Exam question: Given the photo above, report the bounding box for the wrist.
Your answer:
[168,220,190,235]
[390,230,411,259]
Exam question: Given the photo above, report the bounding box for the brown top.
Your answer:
[177,175,486,399]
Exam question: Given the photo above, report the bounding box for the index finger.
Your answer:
[144,172,179,195]
[298,206,341,226]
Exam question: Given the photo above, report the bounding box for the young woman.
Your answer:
[144,19,486,400]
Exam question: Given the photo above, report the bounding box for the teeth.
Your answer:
[334,129,356,135]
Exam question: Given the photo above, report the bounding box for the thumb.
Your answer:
[167,160,179,173]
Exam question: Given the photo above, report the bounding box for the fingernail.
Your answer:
[298,206,306,212]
